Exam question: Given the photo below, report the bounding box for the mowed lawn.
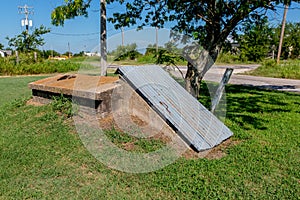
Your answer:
[0,76,299,199]
[0,76,49,105]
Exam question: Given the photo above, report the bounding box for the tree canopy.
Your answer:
[236,20,300,61]
[238,16,273,62]
[280,22,300,59]
[6,25,50,52]
[51,0,299,96]
[52,0,297,58]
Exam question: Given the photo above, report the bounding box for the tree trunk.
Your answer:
[185,62,197,97]
[184,46,220,98]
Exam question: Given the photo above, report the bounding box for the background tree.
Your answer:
[280,22,300,59]
[110,43,141,61]
[40,49,60,59]
[73,51,85,57]
[145,44,160,56]
[0,43,4,50]
[238,16,273,62]
[51,0,299,97]
[6,25,50,52]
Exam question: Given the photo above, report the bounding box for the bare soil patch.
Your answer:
[98,114,238,159]
[26,98,45,106]
[183,138,241,160]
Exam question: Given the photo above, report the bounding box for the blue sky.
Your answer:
[0,0,299,53]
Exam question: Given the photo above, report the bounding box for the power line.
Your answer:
[50,32,100,36]
[91,6,117,12]
[275,5,300,10]
[49,28,115,37]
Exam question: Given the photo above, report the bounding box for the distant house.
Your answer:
[49,56,68,61]
[0,50,12,57]
[226,36,240,54]
[84,52,100,57]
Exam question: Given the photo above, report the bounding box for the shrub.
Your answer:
[110,43,142,61]
[216,52,241,64]
[0,58,91,75]
[51,94,77,118]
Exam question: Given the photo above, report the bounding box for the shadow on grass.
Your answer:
[197,81,300,130]
[224,85,299,130]
[171,75,299,131]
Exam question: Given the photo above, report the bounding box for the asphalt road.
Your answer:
[168,64,300,94]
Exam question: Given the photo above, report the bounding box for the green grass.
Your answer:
[104,128,166,153]
[0,76,299,199]
[0,76,49,105]
[246,59,300,79]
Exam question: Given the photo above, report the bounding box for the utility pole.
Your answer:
[68,42,71,58]
[18,4,34,51]
[156,27,159,54]
[277,4,288,64]
[18,4,34,33]
[121,27,125,47]
[100,0,107,76]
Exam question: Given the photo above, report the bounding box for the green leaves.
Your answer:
[110,43,141,61]
[239,16,273,62]
[51,0,91,26]
[238,19,300,61]
[107,0,299,48]
[279,22,300,59]
[6,25,50,52]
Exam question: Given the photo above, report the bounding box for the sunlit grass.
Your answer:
[246,59,300,79]
[0,76,48,105]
